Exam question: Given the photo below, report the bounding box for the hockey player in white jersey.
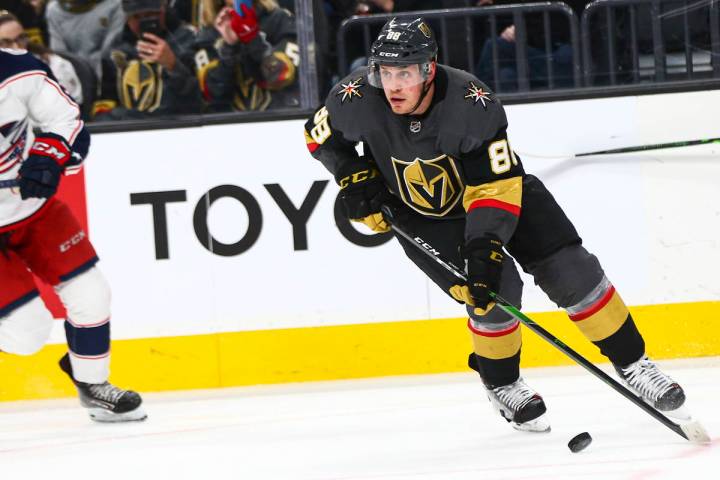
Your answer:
[0,48,146,422]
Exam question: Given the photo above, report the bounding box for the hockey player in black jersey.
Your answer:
[304,17,688,432]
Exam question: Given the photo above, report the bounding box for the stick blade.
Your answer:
[679,419,712,445]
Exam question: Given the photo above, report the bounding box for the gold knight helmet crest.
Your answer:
[114,53,163,112]
[418,22,432,38]
[391,155,463,216]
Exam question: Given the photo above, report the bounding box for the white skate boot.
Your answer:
[615,355,686,415]
[486,377,550,433]
[60,354,147,423]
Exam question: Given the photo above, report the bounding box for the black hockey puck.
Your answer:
[568,432,592,453]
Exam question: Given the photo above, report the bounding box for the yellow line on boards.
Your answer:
[1,301,718,401]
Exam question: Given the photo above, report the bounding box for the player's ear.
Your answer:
[428,61,437,82]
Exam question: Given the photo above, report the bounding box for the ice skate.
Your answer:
[486,377,550,433]
[59,354,147,423]
[615,355,687,417]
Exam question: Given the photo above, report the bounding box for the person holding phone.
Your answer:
[193,0,300,112]
[91,0,202,120]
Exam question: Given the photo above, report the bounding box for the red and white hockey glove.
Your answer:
[18,132,70,200]
[229,0,259,44]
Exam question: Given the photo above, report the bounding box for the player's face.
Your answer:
[0,21,28,50]
[380,65,427,114]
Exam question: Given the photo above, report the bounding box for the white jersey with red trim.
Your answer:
[0,48,89,231]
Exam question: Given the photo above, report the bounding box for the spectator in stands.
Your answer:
[0,10,84,104]
[168,0,198,26]
[355,0,441,14]
[474,0,586,91]
[1,0,48,45]
[45,0,126,78]
[92,0,202,120]
[193,0,300,112]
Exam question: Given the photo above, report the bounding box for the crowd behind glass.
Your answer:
[0,0,715,121]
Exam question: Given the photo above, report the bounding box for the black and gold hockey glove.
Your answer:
[336,160,392,233]
[459,235,504,312]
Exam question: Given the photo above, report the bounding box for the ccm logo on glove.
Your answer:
[338,168,379,189]
[28,135,70,165]
[18,133,71,200]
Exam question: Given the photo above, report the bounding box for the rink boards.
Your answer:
[1,89,719,401]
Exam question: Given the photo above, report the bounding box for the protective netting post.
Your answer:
[296,0,320,109]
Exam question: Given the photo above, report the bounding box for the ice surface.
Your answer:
[0,358,717,480]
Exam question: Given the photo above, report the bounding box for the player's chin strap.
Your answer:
[404,61,436,116]
[405,77,433,116]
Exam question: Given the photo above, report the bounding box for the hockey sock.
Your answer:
[566,284,645,366]
[592,315,645,367]
[468,318,522,387]
[468,351,521,388]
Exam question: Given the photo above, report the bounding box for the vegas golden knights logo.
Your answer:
[112,51,163,112]
[233,65,271,111]
[391,155,463,216]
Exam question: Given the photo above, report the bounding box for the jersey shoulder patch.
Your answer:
[324,69,382,141]
[334,76,366,104]
[327,69,371,109]
[439,66,507,145]
[0,49,53,85]
[442,66,501,113]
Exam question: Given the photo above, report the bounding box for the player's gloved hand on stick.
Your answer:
[459,235,504,312]
[229,0,259,43]
[18,133,70,200]
[336,160,392,233]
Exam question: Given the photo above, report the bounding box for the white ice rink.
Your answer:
[1,357,717,480]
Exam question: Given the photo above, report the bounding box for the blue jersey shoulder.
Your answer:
[0,49,54,84]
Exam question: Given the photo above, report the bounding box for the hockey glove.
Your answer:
[336,161,392,233]
[18,133,71,200]
[462,235,504,311]
[229,0,259,43]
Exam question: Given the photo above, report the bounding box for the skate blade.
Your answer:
[678,418,711,445]
[512,414,551,433]
[662,405,691,421]
[88,406,148,423]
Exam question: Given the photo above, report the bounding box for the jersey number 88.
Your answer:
[488,139,519,174]
[311,106,332,144]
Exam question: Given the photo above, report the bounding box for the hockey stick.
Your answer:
[0,179,18,188]
[380,205,711,445]
[575,137,720,157]
[516,137,720,159]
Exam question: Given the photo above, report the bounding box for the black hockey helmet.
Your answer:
[368,17,438,88]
